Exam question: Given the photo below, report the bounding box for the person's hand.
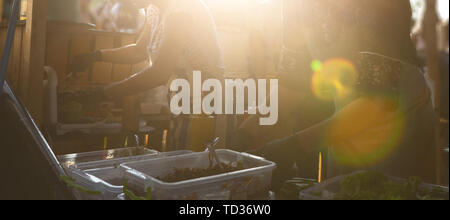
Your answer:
[261,135,301,191]
[70,51,102,73]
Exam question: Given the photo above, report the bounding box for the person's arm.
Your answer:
[263,96,397,189]
[103,13,193,98]
[70,23,151,73]
[267,96,398,153]
[99,44,147,65]
[99,16,152,64]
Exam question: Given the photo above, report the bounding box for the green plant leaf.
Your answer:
[60,175,102,196]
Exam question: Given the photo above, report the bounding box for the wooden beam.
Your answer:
[20,0,47,127]
[423,0,441,185]
[0,1,4,23]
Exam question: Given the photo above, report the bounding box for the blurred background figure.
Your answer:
[261,0,438,190]
[236,0,335,181]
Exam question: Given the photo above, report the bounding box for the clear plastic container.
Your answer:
[158,150,195,158]
[58,147,159,170]
[300,171,450,200]
[120,149,276,200]
[65,150,195,200]
[68,167,124,200]
[75,150,197,170]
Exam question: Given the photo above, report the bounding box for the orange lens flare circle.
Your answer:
[328,94,406,167]
[311,59,358,101]
[311,59,407,167]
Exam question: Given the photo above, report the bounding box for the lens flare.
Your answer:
[328,95,406,167]
[311,58,407,167]
[311,59,358,101]
[311,59,323,72]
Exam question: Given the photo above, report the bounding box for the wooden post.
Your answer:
[423,0,441,185]
[0,1,4,23]
[20,0,47,127]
